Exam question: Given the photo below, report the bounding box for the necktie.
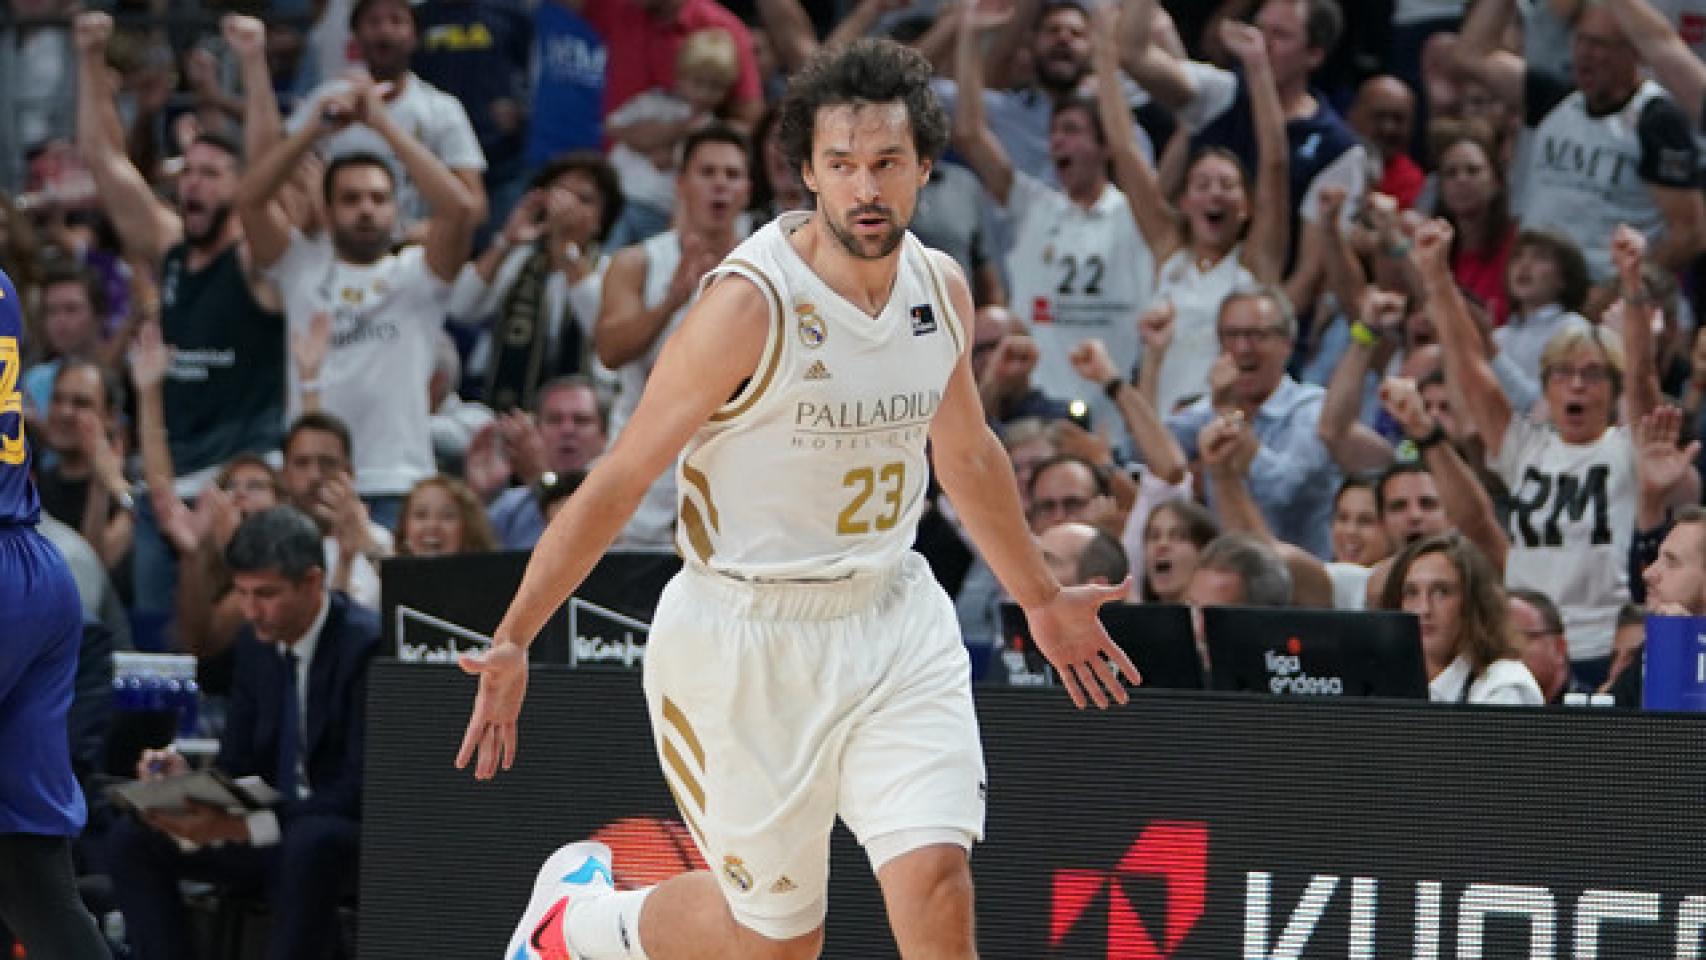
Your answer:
[276,649,301,801]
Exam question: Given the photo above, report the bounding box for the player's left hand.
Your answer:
[1023,579,1141,709]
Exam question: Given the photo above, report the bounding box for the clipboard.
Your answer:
[108,769,279,815]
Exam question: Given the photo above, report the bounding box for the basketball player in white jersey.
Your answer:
[457,37,1140,960]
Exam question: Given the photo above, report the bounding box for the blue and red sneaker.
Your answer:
[505,841,615,960]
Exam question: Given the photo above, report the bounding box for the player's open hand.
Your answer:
[457,641,529,779]
[1024,579,1141,709]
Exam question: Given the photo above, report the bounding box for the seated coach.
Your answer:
[107,506,379,960]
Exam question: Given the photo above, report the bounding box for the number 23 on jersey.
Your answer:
[0,335,25,466]
[837,462,905,535]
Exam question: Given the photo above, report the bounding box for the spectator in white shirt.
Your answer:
[241,75,482,529]
[1380,532,1545,705]
[289,0,488,228]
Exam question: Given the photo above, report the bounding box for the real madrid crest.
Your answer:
[795,301,827,349]
[722,855,754,892]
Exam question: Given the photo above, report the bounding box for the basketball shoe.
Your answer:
[505,841,616,960]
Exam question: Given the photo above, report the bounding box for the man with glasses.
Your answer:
[1510,588,1584,704]
[1163,284,1340,558]
[1025,454,1112,535]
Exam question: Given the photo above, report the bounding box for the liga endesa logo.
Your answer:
[1048,820,1208,959]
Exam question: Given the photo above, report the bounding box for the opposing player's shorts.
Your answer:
[0,525,86,836]
[643,551,985,940]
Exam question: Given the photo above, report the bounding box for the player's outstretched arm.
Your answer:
[926,254,1140,709]
[456,274,771,779]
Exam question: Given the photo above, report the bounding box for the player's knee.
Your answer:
[878,844,976,953]
[734,922,824,960]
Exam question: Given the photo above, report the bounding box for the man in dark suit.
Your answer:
[107,505,379,960]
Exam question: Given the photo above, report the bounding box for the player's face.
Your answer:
[232,569,325,644]
[177,142,240,247]
[678,141,751,234]
[1145,508,1202,603]
[1179,153,1248,254]
[1030,7,1091,92]
[1401,551,1463,669]
[1331,486,1391,566]
[1644,524,1706,614]
[537,385,605,473]
[328,165,397,264]
[1542,342,1615,445]
[402,483,464,556]
[1379,472,1446,545]
[802,102,929,261]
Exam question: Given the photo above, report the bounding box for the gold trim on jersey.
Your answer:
[680,499,715,564]
[920,247,965,355]
[709,258,786,424]
[681,462,720,532]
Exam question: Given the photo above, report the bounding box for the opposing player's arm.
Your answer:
[928,253,1137,709]
[492,275,770,650]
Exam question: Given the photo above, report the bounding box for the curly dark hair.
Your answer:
[776,37,949,175]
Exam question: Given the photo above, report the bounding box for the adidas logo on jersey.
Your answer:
[804,360,832,381]
[770,876,798,894]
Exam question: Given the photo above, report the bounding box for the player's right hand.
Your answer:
[456,641,529,780]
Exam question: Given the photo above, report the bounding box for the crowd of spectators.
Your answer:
[9,0,1706,954]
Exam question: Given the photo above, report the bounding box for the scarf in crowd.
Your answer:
[485,245,584,412]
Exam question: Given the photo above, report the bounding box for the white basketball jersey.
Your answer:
[678,211,965,580]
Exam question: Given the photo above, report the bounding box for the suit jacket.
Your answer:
[217,591,379,826]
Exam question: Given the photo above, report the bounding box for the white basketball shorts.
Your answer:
[642,551,986,940]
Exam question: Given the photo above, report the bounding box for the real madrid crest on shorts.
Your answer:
[795,301,827,349]
[722,854,754,892]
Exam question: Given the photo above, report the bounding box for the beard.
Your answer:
[1035,53,1086,94]
[183,202,233,248]
[333,221,393,264]
[824,205,907,261]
